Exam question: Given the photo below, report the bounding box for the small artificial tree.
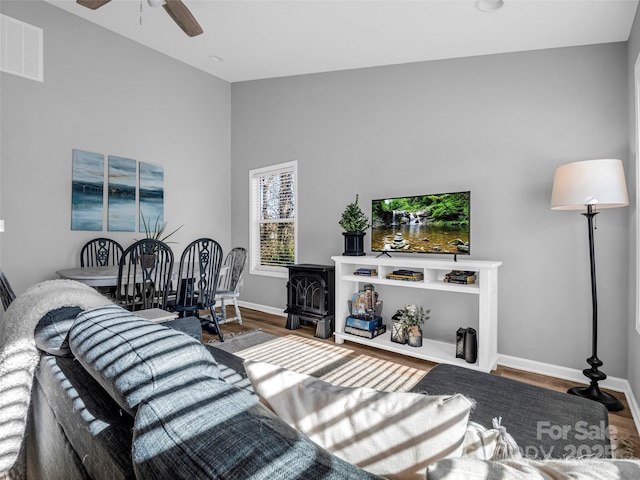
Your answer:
[339,194,371,232]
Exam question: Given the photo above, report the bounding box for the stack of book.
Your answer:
[444,270,477,284]
[344,315,387,339]
[353,268,378,277]
[385,269,424,282]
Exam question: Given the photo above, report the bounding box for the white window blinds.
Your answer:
[249,161,297,277]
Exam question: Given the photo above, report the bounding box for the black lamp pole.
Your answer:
[567,204,623,411]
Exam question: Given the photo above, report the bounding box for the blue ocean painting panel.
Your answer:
[139,162,164,232]
[71,149,104,231]
[108,156,137,231]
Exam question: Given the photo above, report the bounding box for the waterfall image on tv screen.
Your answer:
[371,191,470,255]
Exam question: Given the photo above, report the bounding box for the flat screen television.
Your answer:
[371,191,470,257]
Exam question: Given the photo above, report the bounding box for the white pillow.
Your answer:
[462,422,500,460]
[462,419,522,461]
[244,360,473,480]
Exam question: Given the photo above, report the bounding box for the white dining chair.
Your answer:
[214,247,247,325]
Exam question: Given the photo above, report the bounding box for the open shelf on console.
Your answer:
[343,272,480,294]
[334,330,479,369]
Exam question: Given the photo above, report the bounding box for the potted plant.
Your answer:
[139,212,183,265]
[141,212,183,243]
[393,304,430,347]
[339,194,371,256]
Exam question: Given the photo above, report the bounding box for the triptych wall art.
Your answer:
[71,149,164,232]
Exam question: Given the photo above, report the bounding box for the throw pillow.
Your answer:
[462,422,500,460]
[34,306,83,355]
[462,418,522,461]
[69,304,219,416]
[244,360,473,480]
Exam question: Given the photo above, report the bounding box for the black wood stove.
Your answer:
[284,264,335,339]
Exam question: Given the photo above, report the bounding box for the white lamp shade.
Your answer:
[550,159,629,210]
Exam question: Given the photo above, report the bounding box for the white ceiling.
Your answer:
[44,0,639,83]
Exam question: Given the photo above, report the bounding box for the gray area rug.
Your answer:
[206,329,277,353]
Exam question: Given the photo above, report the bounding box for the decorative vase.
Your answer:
[407,325,423,347]
[464,327,478,363]
[391,321,407,344]
[342,231,366,256]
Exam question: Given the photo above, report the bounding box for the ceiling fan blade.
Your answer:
[76,0,111,10]
[162,0,203,37]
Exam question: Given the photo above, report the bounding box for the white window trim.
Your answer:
[635,52,640,335]
[249,160,298,279]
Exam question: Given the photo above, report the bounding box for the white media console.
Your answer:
[331,255,502,372]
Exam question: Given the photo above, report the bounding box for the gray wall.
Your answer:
[0,1,231,294]
[628,7,640,402]
[231,44,631,377]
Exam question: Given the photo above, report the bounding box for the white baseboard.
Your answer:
[497,354,628,392]
[237,301,640,434]
[237,300,286,318]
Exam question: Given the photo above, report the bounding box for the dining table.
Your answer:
[55,264,228,288]
[55,265,124,287]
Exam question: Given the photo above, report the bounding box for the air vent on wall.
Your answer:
[0,14,43,83]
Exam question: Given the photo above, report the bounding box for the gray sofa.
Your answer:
[27,304,378,479]
[24,301,635,479]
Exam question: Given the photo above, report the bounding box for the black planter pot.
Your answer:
[342,231,366,256]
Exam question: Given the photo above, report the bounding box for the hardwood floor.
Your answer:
[204,306,640,458]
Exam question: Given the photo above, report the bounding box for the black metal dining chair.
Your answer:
[115,239,174,311]
[169,238,224,341]
[215,247,247,325]
[80,237,124,267]
[0,269,16,311]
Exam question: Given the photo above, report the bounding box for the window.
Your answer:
[249,161,297,278]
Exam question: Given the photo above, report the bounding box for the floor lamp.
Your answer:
[551,159,628,412]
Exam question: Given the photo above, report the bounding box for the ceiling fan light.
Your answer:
[475,0,504,12]
[147,0,166,7]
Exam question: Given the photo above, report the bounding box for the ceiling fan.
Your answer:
[76,0,203,37]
